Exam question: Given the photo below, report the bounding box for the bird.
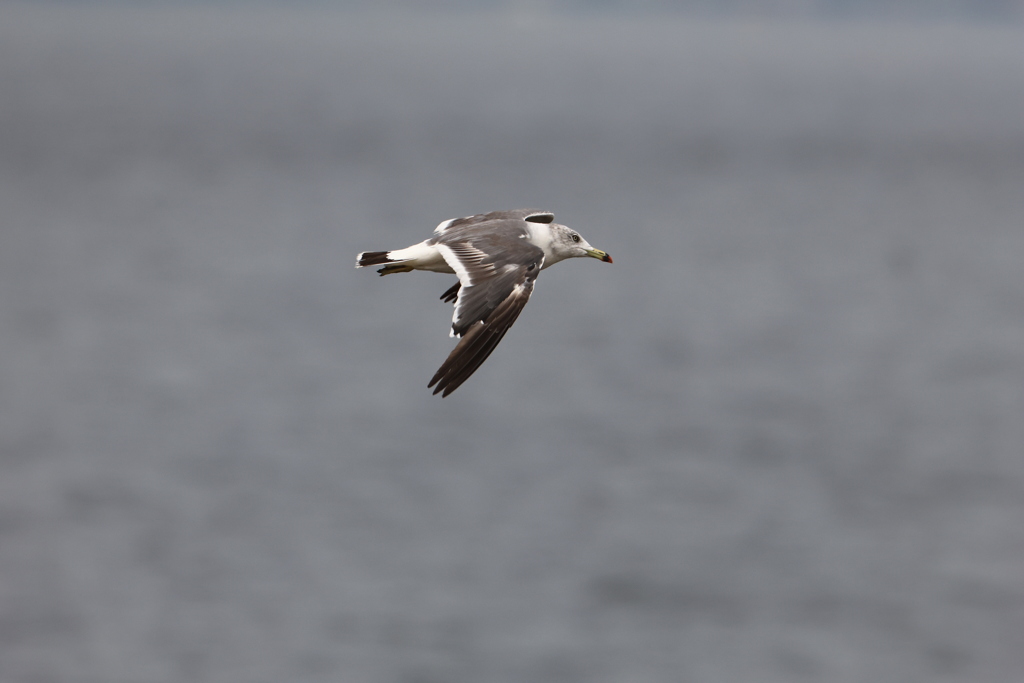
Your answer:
[356,209,612,396]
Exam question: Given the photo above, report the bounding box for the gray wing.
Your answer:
[428,222,545,396]
[428,277,536,397]
[433,208,554,235]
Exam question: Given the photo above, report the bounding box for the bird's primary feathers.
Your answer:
[356,209,612,396]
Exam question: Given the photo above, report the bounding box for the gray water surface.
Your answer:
[2,5,1024,682]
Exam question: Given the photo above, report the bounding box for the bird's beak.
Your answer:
[586,248,613,263]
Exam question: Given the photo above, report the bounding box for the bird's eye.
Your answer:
[571,234,580,243]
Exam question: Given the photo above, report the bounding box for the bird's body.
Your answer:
[356,209,612,396]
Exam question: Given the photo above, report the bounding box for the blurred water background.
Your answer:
[2,2,1024,681]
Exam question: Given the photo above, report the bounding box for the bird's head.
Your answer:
[548,223,613,265]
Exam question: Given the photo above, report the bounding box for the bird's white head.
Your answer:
[545,223,613,267]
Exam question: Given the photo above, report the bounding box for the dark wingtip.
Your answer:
[439,282,461,303]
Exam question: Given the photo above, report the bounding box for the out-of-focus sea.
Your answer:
[2,4,1023,682]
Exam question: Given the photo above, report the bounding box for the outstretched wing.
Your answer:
[428,278,536,396]
[428,221,545,396]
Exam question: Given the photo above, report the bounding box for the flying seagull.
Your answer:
[356,209,612,396]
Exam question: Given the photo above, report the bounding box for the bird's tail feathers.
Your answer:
[356,250,417,276]
[356,251,396,267]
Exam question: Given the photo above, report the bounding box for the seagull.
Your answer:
[356,209,613,396]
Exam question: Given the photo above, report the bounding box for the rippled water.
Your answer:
[2,5,1024,682]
